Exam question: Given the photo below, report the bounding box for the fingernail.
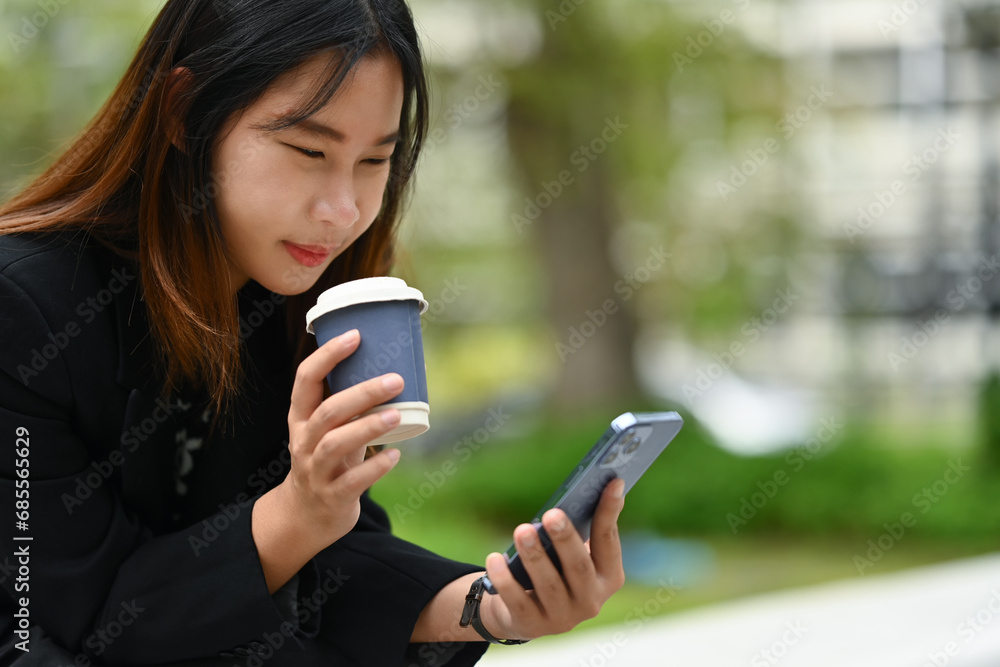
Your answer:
[519,530,536,548]
[614,479,625,499]
[552,516,566,533]
[386,448,401,463]
[341,329,360,345]
[382,374,403,390]
[381,409,400,426]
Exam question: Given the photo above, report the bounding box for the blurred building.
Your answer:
[798,0,1000,432]
[643,0,1000,453]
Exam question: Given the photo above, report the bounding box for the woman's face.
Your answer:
[212,52,404,296]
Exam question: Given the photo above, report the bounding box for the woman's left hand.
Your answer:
[480,477,627,640]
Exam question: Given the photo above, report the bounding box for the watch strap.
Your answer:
[459,575,530,645]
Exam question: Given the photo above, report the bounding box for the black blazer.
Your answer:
[0,231,488,666]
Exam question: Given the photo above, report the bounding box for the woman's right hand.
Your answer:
[282,328,405,548]
[252,328,404,593]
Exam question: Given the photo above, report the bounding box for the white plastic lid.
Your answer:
[305,277,428,334]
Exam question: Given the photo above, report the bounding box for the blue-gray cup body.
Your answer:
[311,300,428,405]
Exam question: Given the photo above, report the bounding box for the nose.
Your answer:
[308,173,360,229]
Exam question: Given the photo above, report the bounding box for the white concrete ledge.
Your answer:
[480,552,1000,667]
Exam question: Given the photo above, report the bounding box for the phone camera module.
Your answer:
[601,450,618,466]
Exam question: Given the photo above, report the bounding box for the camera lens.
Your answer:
[624,437,641,454]
[602,449,618,465]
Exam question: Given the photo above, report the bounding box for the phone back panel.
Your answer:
[488,411,683,593]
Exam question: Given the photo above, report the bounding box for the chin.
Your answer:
[257,268,323,297]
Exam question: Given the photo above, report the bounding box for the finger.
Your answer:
[484,552,541,623]
[289,330,361,424]
[326,447,402,502]
[327,431,374,480]
[513,522,570,616]
[301,373,404,452]
[310,410,401,480]
[541,508,597,607]
[590,478,626,590]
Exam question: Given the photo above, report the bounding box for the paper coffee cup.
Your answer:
[306,277,429,445]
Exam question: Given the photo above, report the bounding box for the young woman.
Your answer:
[0,1,626,664]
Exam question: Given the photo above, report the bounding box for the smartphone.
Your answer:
[482,411,683,594]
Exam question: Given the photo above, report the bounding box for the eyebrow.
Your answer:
[294,118,399,147]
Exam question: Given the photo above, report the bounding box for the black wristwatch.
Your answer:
[459,575,530,645]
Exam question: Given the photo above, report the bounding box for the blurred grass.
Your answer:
[369,404,1000,630]
[373,406,1000,542]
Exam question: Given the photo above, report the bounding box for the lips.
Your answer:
[290,242,338,254]
[283,241,338,268]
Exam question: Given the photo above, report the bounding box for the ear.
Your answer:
[163,67,194,153]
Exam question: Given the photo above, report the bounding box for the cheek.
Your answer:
[359,169,391,218]
[222,130,290,190]
[216,142,299,235]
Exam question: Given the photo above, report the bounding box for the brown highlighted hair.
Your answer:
[0,0,428,432]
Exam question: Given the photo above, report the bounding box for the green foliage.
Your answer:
[979,372,1000,472]
[373,410,1000,550]
[0,0,163,197]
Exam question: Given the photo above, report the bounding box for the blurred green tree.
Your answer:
[0,1,163,197]
[429,0,792,416]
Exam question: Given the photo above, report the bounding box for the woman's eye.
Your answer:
[287,144,324,159]
[363,157,391,166]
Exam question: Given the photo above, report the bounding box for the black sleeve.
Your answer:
[0,271,321,665]
[312,493,490,667]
